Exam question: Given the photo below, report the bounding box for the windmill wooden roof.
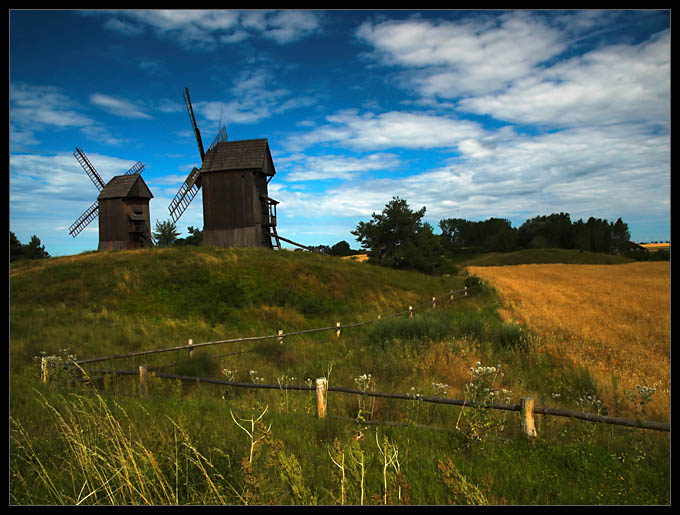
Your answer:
[200,138,276,176]
[97,174,153,200]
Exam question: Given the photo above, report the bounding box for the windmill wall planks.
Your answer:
[97,175,153,250]
[199,139,278,249]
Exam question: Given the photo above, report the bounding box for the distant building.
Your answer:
[624,241,649,252]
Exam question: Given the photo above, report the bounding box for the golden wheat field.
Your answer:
[467,262,670,421]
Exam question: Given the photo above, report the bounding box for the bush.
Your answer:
[491,323,528,351]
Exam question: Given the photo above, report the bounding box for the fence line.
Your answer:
[74,285,476,365]
[70,367,670,434]
[43,278,670,436]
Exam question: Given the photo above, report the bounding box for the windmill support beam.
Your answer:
[264,232,321,253]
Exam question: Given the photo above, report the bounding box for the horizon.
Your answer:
[10,10,670,257]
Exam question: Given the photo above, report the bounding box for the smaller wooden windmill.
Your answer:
[68,148,153,250]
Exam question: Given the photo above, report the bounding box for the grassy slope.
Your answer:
[9,247,670,505]
[10,246,460,374]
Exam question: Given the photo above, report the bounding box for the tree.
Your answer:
[439,217,517,252]
[175,226,203,246]
[329,240,352,257]
[439,218,471,249]
[610,218,630,253]
[153,220,180,247]
[517,213,573,249]
[10,232,24,262]
[10,232,50,262]
[352,197,439,272]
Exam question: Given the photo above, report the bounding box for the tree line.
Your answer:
[439,212,631,254]
[10,232,50,262]
[350,197,662,275]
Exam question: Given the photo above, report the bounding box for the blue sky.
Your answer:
[10,9,670,256]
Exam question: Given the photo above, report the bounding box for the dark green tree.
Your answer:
[329,240,352,257]
[175,226,203,246]
[10,232,24,262]
[610,218,631,252]
[352,197,441,272]
[10,232,50,261]
[153,220,180,248]
[439,218,471,249]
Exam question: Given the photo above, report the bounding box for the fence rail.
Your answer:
[64,367,670,434]
[40,281,670,439]
[74,286,476,365]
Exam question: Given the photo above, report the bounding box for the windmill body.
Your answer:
[200,139,278,248]
[68,147,152,251]
[97,174,153,250]
[169,88,281,249]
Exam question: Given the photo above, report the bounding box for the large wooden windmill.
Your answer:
[168,88,281,249]
[68,148,153,250]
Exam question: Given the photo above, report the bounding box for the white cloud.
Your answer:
[9,82,133,147]
[191,67,318,128]
[10,82,94,128]
[459,30,670,128]
[286,109,484,151]
[284,152,401,181]
[98,10,322,49]
[356,11,565,97]
[90,93,153,119]
[275,120,669,228]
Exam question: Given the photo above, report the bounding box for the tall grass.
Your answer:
[9,247,671,505]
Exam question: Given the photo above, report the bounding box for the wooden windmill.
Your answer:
[168,87,281,249]
[68,148,153,250]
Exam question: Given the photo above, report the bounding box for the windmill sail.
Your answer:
[207,125,228,153]
[168,167,201,223]
[68,200,99,237]
[183,87,205,161]
[74,147,106,191]
[125,161,145,175]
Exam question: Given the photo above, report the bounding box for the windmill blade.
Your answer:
[69,200,99,238]
[74,147,106,191]
[207,126,228,154]
[168,167,201,223]
[125,161,145,175]
[183,87,205,161]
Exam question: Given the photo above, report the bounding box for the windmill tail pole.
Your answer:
[266,232,323,253]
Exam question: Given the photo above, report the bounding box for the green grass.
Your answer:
[10,246,670,505]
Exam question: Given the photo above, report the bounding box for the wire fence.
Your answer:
[73,285,476,365]
[64,367,670,433]
[39,282,670,436]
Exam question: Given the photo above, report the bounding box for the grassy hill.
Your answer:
[10,246,463,375]
[9,247,669,505]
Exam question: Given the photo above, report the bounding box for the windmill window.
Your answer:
[133,206,143,214]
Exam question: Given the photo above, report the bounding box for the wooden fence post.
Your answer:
[278,329,284,345]
[464,286,468,296]
[520,397,537,441]
[409,306,413,318]
[188,338,194,359]
[41,357,49,384]
[432,296,436,309]
[316,377,328,419]
[449,290,454,301]
[336,322,341,338]
[139,365,148,397]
